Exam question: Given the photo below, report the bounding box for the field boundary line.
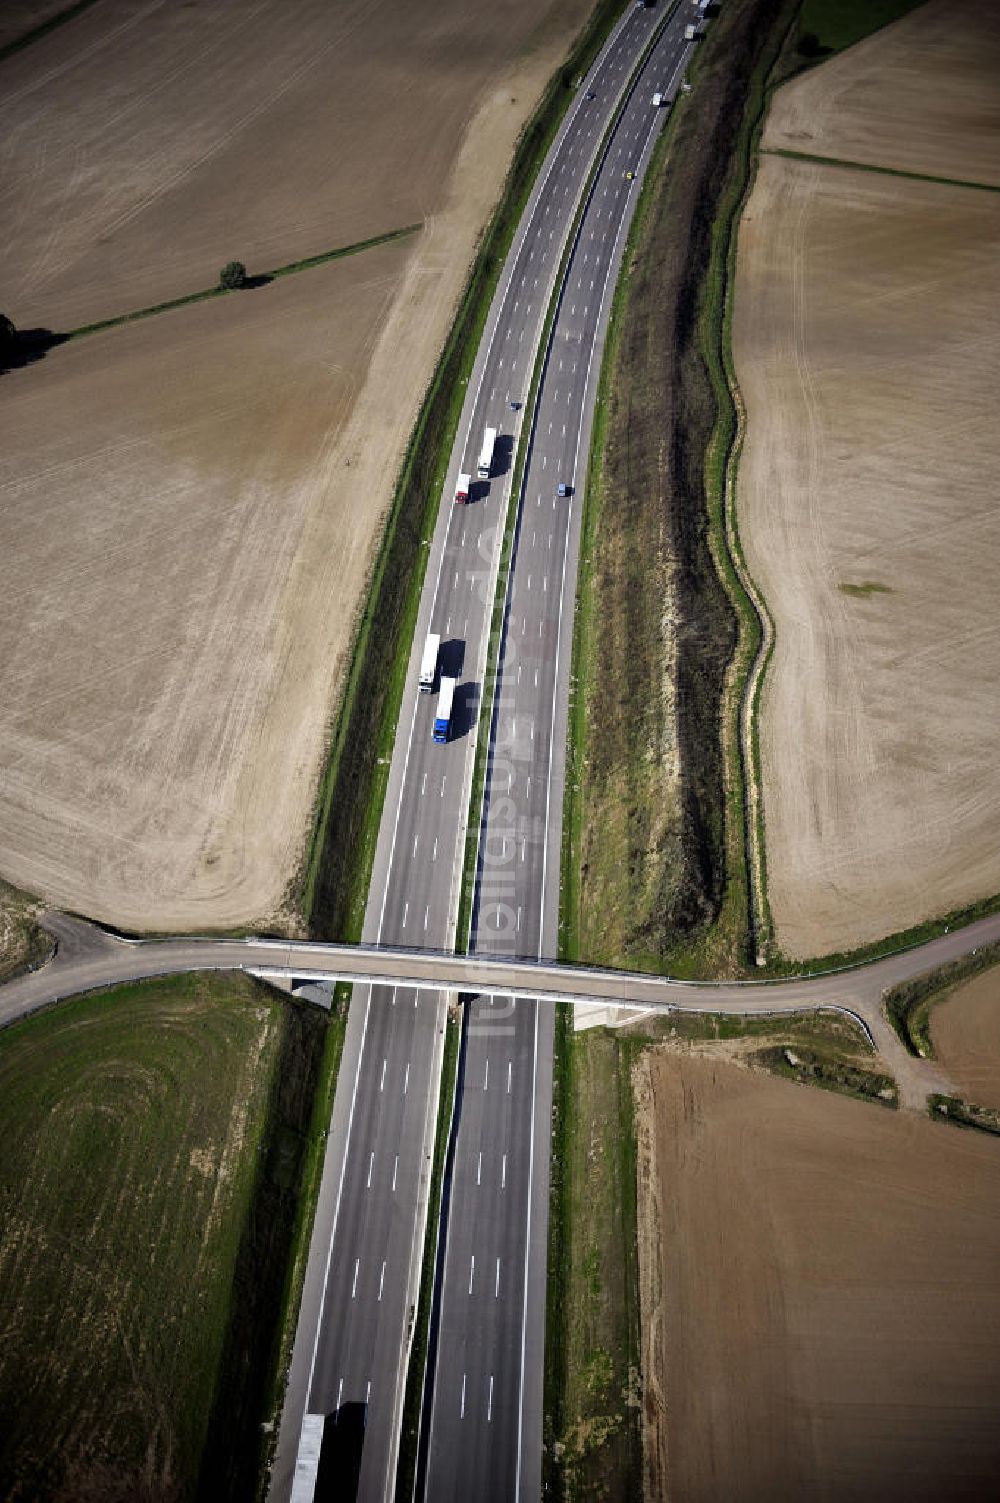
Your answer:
[763,146,1000,194]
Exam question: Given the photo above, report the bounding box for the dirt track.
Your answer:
[0,0,591,930]
[637,1051,1000,1501]
[734,0,1000,957]
[931,964,1000,1111]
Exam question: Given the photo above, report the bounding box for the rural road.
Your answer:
[7,905,992,1098]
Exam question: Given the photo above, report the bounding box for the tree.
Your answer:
[797,31,829,58]
[0,314,18,362]
[218,260,247,290]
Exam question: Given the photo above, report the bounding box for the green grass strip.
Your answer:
[63,224,422,342]
[929,1093,1000,1138]
[764,146,1000,194]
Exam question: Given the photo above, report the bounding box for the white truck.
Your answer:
[477,427,497,479]
[419,632,440,693]
[454,472,471,505]
[433,675,458,743]
[652,91,665,107]
[684,22,697,40]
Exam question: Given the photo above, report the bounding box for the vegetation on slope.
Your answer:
[563,0,798,979]
[0,878,51,985]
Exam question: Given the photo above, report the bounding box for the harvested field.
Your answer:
[931,964,1000,1112]
[0,1,84,53]
[0,0,591,930]
[0,972,335,1502]
[735,0,1000,957]
[636,1051,1000,1501]
[767,0,1000,188]
[1,0,590,331]
[0,247,408,929]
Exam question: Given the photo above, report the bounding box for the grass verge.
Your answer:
[792,0,929,57]
[395,1006,459,1503]
[258,982,348,1497]
[301,0,634,942]
[929,1093,1000,1138]
[0,971,340,1503]
[544,1011,642,1501]
[752,1042,896,1106]
[884,944,1000,1058]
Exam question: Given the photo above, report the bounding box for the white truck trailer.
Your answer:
[477,427,497,479]
[419,632,440,693]
[433,675,458,743]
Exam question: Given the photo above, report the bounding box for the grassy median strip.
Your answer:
[0,972,339,1503]
[301,0,637,943]
[394,1007,460,1503]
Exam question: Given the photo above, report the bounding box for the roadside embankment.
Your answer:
[562,0,798,979]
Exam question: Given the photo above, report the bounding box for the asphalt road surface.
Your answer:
[272,6,679,1500]
[8,909,999,1046]
[420,9,702,1495]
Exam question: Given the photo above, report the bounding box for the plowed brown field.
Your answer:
[0,0,591,929]
[735,0,1000,957]
[931,964,1000,1111]
[636,1051,1000,1501]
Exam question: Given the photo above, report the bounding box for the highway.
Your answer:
[0,2,986,1499]
[271,5,680,1500]
[0,0,984,1488]
[420,7,695,1496]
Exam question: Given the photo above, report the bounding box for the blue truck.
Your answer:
[433,676,458,744]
